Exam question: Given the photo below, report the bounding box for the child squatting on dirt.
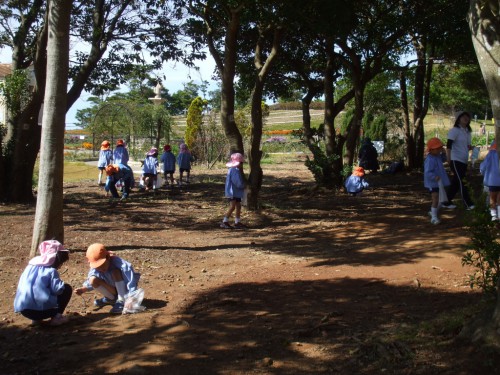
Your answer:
[75,243,141,314]
[14,240,72,326]
[424,137,450,225]
[105,163,134,201]
[480,141,500,221]
[344,166,369,196]
[221,153,247,229]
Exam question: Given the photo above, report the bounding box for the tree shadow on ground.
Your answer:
[2,278,495,374]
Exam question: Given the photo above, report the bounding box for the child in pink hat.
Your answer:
[221,153,247,229]
[141,147,159,191]
[14,240,72,326]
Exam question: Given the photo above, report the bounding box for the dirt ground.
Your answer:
[1,159,499,374]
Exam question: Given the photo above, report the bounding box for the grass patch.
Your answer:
[64,161,95,182]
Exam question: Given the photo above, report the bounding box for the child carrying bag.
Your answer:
[438,179,448,203]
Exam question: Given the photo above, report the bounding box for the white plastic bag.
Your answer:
[438,179,448,203]
[122,288,146,314]
[241,188,248,206]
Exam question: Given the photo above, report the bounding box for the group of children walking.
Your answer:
[97,140,193,198]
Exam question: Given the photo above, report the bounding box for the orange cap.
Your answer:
[352,166,365,177]
[86,243,109,268]
[105,164,119,176]
[426,137,443,150]
[101,140,110,150]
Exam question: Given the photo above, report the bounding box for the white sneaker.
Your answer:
[466,205,476,211]
[442,203,456,209]
[492,216,498,222]
[431,217,441,225]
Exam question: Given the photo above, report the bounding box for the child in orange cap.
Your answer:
[480,142,500,221]
[424,137,450,224]
[14,240,72,326]
[75,243,140,314]
[344,166,369,196]
[105,163,134,201]
[113,139,129,165]
[97,140,113,186]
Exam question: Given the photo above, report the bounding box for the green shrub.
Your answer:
[462,196,500,294]
[304,144,339,185]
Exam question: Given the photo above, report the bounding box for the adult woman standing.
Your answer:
[443,111,475,209]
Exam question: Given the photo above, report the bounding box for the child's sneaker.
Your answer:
[49,314,69,326]
[94,297,116,307]
[233,222,248,230]
[442,202,456,209]
[110,300,124,314]
[220,222,233,229]
[430,217,441,225]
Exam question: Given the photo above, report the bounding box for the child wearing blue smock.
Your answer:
[75,243,140,314]
[424,137,450,225]
[97,140,113,185]
[345,166,369,196]
[160,144,176,187]
[105,163,134,201]
[177,143,192,185]
[480,142,500,221]
[113,139,129,165]
[141,147,159,191]
[220,153,247,229]
[14,240,72,326]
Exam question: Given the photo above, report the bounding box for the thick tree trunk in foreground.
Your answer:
[30,0,72,256]
[468,0,500,330]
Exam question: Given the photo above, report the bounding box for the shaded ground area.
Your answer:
[0,160,498,374]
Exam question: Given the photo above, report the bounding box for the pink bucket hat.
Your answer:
[226,153,245,167]
[147,147,158,156]
[29,240,68,267]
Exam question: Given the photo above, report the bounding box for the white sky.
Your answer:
[0,47,217,129]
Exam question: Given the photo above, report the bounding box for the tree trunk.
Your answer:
[345,83,364,167]
[411,37,433,169]
[1,8,48,203]
[301,90,317,148]
[247,84,264,210]
[247,26,282,210]
[400,70,416,168]
[31,0,72,256]
[208,6,244,155]
[469,0,500,327]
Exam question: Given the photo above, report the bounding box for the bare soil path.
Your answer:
[0,161,496,374]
